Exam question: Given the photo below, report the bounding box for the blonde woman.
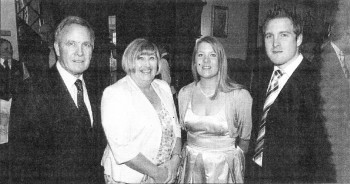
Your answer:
[177,36,252,183]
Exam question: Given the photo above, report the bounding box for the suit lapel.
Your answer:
[84,76,99,129]
[258,65,274,114]
[269,59,309,115]
[49,66,79,118]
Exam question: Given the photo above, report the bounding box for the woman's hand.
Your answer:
[159,155,181,183]
[153,166,169,183]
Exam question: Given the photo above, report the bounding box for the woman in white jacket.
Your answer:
[101,38,182,183]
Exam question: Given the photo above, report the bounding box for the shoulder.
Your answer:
[152,79,173,96]
[178,82,195,104]
[293,58,317,77]
[153,79,169,89]
[103,77,129,96]
[179,82,195,96]
[320,42,333,54]
[291,59,320,94]
[11,59,23,71]
[30,68,56,91]
[226,88,252,102]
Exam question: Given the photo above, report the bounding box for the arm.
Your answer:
[159,138,182,183]
[157,82,182,183]
[102,85,168,181]
[237,89,253,153]
[125,153,168,183]
[238,139,250,153]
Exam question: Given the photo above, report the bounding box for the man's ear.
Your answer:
[54,42,60,57]
[297,34,303,47]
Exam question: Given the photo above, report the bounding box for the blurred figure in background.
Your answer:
[0,38,29,182]
[319,20,350,183]
[158,45,176,95]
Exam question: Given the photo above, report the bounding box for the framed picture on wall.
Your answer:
[212,6,228,38]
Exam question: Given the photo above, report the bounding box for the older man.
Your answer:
[9,16,106,183]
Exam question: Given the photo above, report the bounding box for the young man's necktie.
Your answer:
[253,69,283,167]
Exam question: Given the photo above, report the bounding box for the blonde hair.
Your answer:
[191,36,244,99]
[122,38,161,75]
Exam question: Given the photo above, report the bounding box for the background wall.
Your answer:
[0,0,19,60]
[201,0,249,60]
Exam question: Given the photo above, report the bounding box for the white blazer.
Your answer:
[101,75,181,183]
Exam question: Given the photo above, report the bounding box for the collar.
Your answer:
[0,58,11,67]
[330,41,342,59]
[274,54,303,78]
[56,61,84,88]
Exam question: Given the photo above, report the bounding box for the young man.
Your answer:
[9,16,106,183]
[250,8,334,183]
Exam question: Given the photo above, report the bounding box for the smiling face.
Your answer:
[54,24,93,77]
[195,42,219,80]
[130,52,158,85]
[264,18,302,69]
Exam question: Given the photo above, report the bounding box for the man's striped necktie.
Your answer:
[339,51,350,79]
[253,69,283,167]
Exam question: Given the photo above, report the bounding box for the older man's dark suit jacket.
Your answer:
[9,64,106,183]
[319,42,350,183]
[250,58,334,183]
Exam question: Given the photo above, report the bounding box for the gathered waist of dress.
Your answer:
[187,133,236,149]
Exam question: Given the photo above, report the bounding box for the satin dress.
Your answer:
[177,102,245,183]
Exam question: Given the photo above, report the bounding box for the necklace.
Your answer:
[198,83,215,98]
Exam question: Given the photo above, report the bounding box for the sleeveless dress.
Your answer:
[177,101,245,183]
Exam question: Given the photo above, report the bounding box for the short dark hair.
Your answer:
[262,8,303,38]
[54,16,95,47]
[0,38,12,47]
[0,38,13,57]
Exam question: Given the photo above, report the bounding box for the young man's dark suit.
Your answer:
[9,64,106,183]
[319,42,350,183]
[251,58,334,183]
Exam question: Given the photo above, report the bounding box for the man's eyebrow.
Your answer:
[279,31,292,34]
